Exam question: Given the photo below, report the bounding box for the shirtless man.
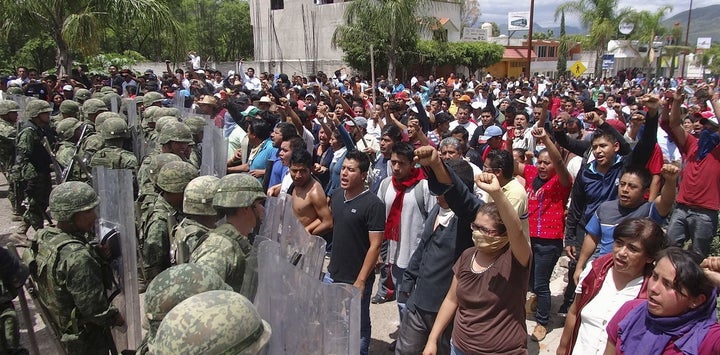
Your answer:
[288,149,334,237]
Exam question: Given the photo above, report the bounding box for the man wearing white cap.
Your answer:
[345,116,379,158]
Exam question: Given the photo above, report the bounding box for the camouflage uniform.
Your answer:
[170,175,219,265]
[90,117,138,172]
[0,100,23,218]
[33,182,119,354]
[151,290,271,354]
[134,153,182,229]
[79,99,108,159]
[51,99,80,125]
[190,173,265,293]
[74,89,91,105]
[138,161,197,289]
[55,118,87,182]
[14,100,54,231]
[0,246,29,354]
[184,115,207,170]
[136,264,230,354]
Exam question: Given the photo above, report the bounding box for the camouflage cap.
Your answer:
[95,111,122,133]
[143,91,165,107]
[151,290,271,355]
[148,153,182,185]
[102,117,129,140]
[56,117,83,141]
[6,87,22,95]
[83,98,109,115]
[214,173,266,209]
[155,116,179,134]
[25,99,52,118]
[157,121,193,145]
[59,99,80,115]
[182,116,207,135]
[49,181,100,222]
[156,161,198,193]
[183,176,220,215]
[144,264,231,340]
[143,106,160,124]
[153,107,181,120]
[74,88,91,102]
[0,100,20,115]
[102,92,122,111]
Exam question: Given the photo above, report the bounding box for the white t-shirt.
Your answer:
[448,120,478,137]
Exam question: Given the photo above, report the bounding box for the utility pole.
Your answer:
[680,0,693,79]
[526,0,535,79]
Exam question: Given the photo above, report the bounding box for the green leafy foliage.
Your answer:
[416,40,504,72]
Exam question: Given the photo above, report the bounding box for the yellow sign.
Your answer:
[571,61,587,77]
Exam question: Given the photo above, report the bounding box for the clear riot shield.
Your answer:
[258,196,285,242]
[7,94,28,121]
[254,240,360,355]
[125,99,147,162]
[277,197,326,278]
[92,167,142,352]
[110,95,120,113]
[199,117,227,177]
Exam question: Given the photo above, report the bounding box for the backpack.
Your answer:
[379,177,428,219]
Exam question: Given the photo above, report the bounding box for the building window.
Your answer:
[548,46,556,58]
[271,0,284,10]
[536,45,547,58]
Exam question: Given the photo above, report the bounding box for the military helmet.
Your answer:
[148,153,182,185]
[99,86,114,94]
[25,100,52,118]
[156,161,197,193]
[91,92,105,99]
[74,88,91,102]
[59,99,80,115]
[83,98,109,115]
[56,117,83,141]
[143,106,160,124]
[144,264,231,340]
[5,87,22,95]
[49,181,100,222]
[0,100,20,115]
[95,112,122,133]
[102,117,129,140]
[153,107,181,120]
[183,116,207,135]
[143,91,164,107]
[157,121,193,145]
[151,290,271,355]
[214,173,266,209]
[102,92,122,110]
[183,176,220,215]
[155,116,179,134]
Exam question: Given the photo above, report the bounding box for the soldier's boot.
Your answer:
[10,214,23,222]
[13,223,29,236]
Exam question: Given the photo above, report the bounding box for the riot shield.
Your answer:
[276,197,326,278]
[92,167,142,352]
[109,95,120,113]
[199,117,227,177]
[7,94,28,121]
[254,239,360,354]
[125,98,147,162]
[258,196,285,242]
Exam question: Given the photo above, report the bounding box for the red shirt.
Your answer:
[523,165,571,239]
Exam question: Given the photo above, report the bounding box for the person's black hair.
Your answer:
[450,126,469,141]
[434,112,453,124]
[295,109,310,122]
[286,136,307,155]
[258,110,281,127]
[485,150,514,180]
[591,129,619,144]
[612,218,667,261]
[445,159,474,191]
[458,103,472,112]
[620,165,653,190]
[381,124,403,143]
[481,106,494,115]
[390,141,415,162]
[513,148,527,163]
[275,121,298,141]
[389,102,403,112]
[290,148,313,169]
[656,247,714,299]
[515,111,530,122]
[249,118,273,140]
[345,149,371,173]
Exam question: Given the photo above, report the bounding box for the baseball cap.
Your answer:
[479,125,503,142]
[345,116,367,128]
[471,101,482,110]
[606,119,627,134]
[695,111,719,126]
[459,95,472,103]
[394,91,409,101]
[62,85,73,91]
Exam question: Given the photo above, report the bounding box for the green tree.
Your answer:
[0,0,180,74]
[625,6,672,72]
[698,44,720,75]
[490,22,501,37]
[557,10,569,76]
[556,0,633,75]
[332,0,435,81]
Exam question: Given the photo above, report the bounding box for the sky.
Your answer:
[477,0,716,29]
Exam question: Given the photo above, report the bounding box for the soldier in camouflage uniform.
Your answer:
[0,246,29,354]
[139,161,197,289]
[0,100,23,220]
[50,99,80,125]
[33,182,122,354]
[135,153,182,229]
[73,88,91,105]
[90,117,138,172]
[14,100,54,234]
[79,98,108,158]
[170,175,219,265]
[54,117,87,182]
[136,263,230,354]
[183,115,207,170]
[152,290,271,354]
[190,173,266,292]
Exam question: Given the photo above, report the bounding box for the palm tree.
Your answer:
[332,0,435,81]
[625,6,673,73]
[555,0,633,76]
[0,0,180,74]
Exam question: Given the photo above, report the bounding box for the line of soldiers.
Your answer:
[2,87,273,353]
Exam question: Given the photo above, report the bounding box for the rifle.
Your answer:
[60,124,88,183]
[41,136,62,185]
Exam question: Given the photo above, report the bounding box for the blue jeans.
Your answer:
[668,204,719,258]
[391,264,406,321]
[323,273,374,355]
[531,238,563,326]
[450,339,466,355]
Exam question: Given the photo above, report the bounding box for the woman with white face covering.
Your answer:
[414,146,531,355]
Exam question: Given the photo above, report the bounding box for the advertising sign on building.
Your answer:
[462,27,487,41]
[601,54,615,70]
[697,37,712,50]
[508,12,530,31]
